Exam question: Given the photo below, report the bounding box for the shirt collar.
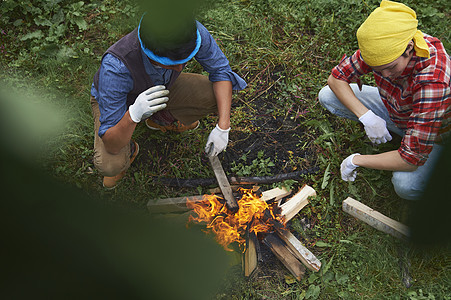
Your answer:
[141,48,163,74]
[401,54,419,77]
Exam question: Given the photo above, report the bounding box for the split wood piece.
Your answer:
[147,195,205,214]
[242,230,258,277]
[342,197,410,240]
[263,233,306,281]
[280,184,316,223]
[261,186,292,203]
[209,156,238,212]
[275,227,321,272]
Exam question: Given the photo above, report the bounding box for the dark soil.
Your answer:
[138,66,319,185]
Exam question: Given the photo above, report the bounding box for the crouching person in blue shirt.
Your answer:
[90,13,247,188]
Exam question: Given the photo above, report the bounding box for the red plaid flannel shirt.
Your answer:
[331,35,451,166]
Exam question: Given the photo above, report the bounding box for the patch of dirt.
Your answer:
[223,95,316,176]
[138,65,319,184]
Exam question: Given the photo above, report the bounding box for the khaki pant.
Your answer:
[91,73,217,176]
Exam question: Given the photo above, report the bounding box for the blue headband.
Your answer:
[138,14,201,66]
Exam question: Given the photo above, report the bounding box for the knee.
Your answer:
[318,85,335,110]
[391,172,423,200]
[93,153,128,177]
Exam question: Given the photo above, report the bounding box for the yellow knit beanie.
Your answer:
[357,0,430,66]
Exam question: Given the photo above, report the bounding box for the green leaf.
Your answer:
[284,274,296,285]
[13,19,23,26]
[321,163,330,189]
[308,272,319,284]
[73,16,88,30]
[335,273,349,285]
[322,255,334,274]
[34,16,52,27]
[329,181,335,205]
[339,239,353,244]
[305,284,320,299]
[315,241,332,247]
[20,30,44,41]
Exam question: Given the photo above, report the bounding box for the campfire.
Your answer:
[148,184,321,280]
[186,188,284,252]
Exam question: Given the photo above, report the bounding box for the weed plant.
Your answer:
[0,0,449,299]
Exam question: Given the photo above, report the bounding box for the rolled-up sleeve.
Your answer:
[194,21,247,90]
[95,54,134,137]
[331,50,372,83]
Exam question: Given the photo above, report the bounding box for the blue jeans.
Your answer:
[318,84,443,200]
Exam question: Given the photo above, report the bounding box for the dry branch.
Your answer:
[153,168,319,188]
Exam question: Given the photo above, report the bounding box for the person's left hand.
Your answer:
[205,124,230,156]
[340,153,361,181]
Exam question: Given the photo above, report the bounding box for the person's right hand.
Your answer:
[129,85,169,123]
[358,110,392,144]
[340,153,361,181]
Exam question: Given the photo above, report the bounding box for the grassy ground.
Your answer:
[1,0,450,299]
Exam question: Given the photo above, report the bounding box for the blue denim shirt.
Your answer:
[91,21,247,137]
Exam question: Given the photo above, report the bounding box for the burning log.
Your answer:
[280,184,316,223]
[186,189,284,252]
[151,184,320,280]
[263,233,306,281]
[343,197,410,239]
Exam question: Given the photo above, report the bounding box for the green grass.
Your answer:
[1,0,450,299]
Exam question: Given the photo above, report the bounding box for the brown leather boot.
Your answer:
[102,141,139,189]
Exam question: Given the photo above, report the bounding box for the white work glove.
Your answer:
[129,85,169,123]
[205,124,230,156]
[340,153,361,181]
[359,110,392,144]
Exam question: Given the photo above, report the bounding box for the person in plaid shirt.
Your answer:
[318,0,450,200]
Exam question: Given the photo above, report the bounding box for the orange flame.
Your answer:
[187,188,284,252]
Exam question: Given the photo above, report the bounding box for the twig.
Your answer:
[248,76,283,104]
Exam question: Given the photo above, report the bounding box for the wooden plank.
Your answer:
[275,227,321,272]
[261,187,292,203]
[263,233,306,281]
[242,231,258,277]
[209,156,239,212]
[280,185,316,222]
[147,195,204,214]
[342,197,410,239]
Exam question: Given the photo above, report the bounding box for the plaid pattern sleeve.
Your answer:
[331,50,372,84]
